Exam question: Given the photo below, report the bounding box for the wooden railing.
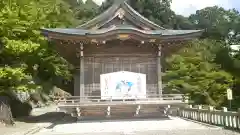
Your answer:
[178,105,240,130]
[53,94,187,104]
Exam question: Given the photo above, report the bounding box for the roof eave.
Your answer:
[161,30,204,41]
[41,28,204,42]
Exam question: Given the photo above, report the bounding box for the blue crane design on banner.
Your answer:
[115,80,134,92]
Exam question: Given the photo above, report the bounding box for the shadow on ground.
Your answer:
[46,113,171,129]
[77,115,171,123]
[15,112,70,123]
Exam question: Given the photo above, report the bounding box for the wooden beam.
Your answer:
[80,42,85,100]
[157,44,162,98]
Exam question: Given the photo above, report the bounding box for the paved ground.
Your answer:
[2,106,240,135]
[34,116,240,135]
[0,121,35,135]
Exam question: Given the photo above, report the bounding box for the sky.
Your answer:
[84,0,240,17]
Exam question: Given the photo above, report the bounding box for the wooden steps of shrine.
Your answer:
[56,95,187,118]
[63,104,170,118]
[55,94,187,108]
[57,100,186,108]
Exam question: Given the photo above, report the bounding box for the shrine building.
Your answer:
[41,0,203,100]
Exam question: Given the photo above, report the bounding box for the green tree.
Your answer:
[0,0,75,93]
[173,15,195,30]
[189,6,240,41]
[163,40,233,107]
[69,0,99,23]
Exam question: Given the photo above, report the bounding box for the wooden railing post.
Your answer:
[56,107,60,112]
[208,106,214,124]
[177,105,240,130]
[222,107,227,127]
[188,105,194,119]
[76,107,82,120]
[184,96,189,103]
[106,106,111,117]
[135,105,141,116]
[197,105,202,121]
[237,108,240,129]
[167,105,171,115]
[176,107,180,117]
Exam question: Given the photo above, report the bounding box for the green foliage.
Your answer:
[67,0,99,24]
[174,15,195,30]
[164,40,234,107]
[1,0,240,109]
[0,66,37,92]
[129,0,176,28]
[0,0,76,94]
[189,6,240,41]
[99,0,114,12]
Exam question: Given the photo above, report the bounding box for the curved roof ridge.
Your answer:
[76,2,121,29]
[122,1,165,30]
[77,0,166,30]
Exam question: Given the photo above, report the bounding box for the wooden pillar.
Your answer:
[135,105,141,116]
[80,43,85,100]
[106,106,111,117]
[76,107,82,120]
[157,44,162,98]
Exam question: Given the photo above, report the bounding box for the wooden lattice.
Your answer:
[82,56,157,97]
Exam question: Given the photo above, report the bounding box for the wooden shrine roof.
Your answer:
[40,0,204,66]
[42,25,203,42]
[41,0,203,42]
[77,0,165,30]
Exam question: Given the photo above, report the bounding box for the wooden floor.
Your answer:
[56,94,186,107]
[58,100,186,107]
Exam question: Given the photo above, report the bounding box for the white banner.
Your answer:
[227,88,233,100]
[100,71,146,100]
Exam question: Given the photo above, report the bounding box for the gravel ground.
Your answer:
[34,116,240,135]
